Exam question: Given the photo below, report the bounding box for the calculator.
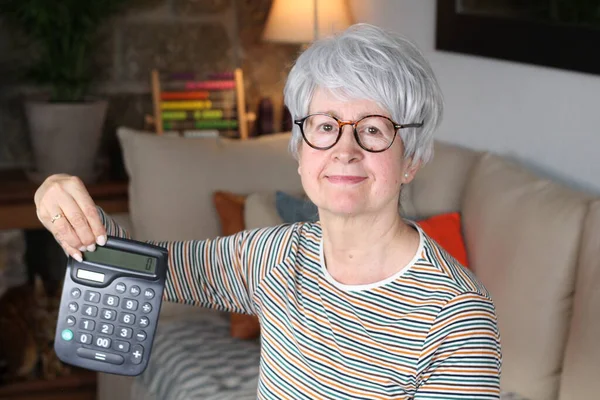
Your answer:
[54,236,168,376]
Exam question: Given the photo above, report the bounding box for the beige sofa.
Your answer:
[97,127,599,400]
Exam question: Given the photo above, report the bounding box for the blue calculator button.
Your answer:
[61,329,74,341]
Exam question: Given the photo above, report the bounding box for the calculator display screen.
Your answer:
[82,246,157,274]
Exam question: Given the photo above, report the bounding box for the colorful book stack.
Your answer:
[149,68,251,139]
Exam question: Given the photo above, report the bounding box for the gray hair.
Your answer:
[283,23,443,166]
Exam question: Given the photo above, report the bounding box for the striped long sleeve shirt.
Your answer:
[100,209,502,399]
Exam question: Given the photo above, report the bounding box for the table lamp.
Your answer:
[263,0,354,44]
[263,0,354,131]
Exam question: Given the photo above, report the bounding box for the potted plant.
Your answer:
[1,0,128,183]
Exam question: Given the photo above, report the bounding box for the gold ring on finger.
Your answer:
[51,213,64,224]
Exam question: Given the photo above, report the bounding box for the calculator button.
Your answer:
[68,302,79,313]
[113,340,130,353]
[61,329,74,341]
[77,333,93,344]
[94,336,112,349]
[84,290,101,303]
[141,303,152,314]
[131,345,144,365]
[117,327,133,339]
[80,319,96,331]
[77,348,124,365]
[115,282,126,294]
[101,309,117,321]
[129,286,141,297]
[98,323,114,335]
[139,317,149,328]
[103,295,119,307]
[119,313,136,325]
[122,299,138,311]
[135,331,147,341]
[82,305,98,317]
[66,316,76,326]
[70,288,81,299]
[143,288,155,300]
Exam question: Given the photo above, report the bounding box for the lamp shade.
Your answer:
[263,0,353,44]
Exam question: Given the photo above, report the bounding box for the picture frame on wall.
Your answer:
[435,0,600,76]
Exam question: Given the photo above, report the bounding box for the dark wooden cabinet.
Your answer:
[0,368,96,400]
[0,171,128,399]
[0,171,129,231]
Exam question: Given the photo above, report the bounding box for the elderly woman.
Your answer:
[35,23,501,399]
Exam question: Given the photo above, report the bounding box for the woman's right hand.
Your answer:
[34,174,107,262]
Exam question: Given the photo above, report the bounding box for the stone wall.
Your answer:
[0,0,301,178]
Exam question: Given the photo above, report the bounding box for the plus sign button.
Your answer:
[131,344,144,365]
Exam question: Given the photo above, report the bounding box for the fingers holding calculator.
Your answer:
[35,174,168,376]
[34,174,108,260]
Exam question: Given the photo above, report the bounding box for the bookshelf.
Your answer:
[147,68,255,139]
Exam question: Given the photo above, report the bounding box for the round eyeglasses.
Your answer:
[294,113,423,153]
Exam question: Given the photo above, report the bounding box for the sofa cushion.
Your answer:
[213,191,246,236]
[462,153,589,400]
[275,191,318,223]
[416,212,468,267]
[117,127,302,241]
[558,199,600,400]
[244,192,284,229]
[407,140,480,218]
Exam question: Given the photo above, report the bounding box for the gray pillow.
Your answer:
[275,191,318,223]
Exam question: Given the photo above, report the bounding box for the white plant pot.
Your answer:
[25,100,108,184]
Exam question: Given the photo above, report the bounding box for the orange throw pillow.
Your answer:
[416,212,469,267]
[212,191,261,340]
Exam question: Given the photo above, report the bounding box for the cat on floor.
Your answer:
[0,275,71,383]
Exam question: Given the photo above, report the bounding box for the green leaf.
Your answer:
[0,0,128,102]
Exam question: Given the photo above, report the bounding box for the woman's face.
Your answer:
[298,88,417,218]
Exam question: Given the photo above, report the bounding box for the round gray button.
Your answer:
[115,282,126,294]
[70,288,81,298]
[143,288,155,299]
